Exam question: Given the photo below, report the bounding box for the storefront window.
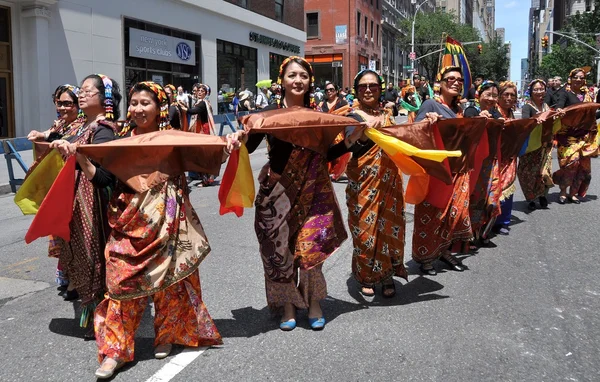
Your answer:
[123,18,201,99]
[305,54,344,89]
[217,39,257,97]
[269,53,286,83]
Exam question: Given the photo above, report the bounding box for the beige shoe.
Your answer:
[94,357,125,379]
[154,344,173,359]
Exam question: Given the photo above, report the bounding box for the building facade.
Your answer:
[437,0,495,41]
[304,0,382,90]
[0,0,305,138]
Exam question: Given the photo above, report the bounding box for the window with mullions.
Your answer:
[275,0,284,22]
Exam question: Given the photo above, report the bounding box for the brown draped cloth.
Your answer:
[78,130,226,193]
[552,103,600,197]
[412,118,487,264]
[498,118,539,200]
[469,119,503,240]
[346,111,409,286]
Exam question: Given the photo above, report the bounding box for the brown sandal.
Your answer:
[381,281,396,298]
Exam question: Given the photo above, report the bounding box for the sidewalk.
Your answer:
[0,149,33,195]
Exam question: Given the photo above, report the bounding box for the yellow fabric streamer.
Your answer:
[14,149,65,215]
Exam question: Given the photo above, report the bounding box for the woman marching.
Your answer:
[464,81,503,246]
[231,56,350,331]
[342,70,408,297]
[93,82,223,379]
[164,84,184,130]
[412,66,471,275]
[517,79,554,210]
[50,74,121,333]
[553,68,597,204]
[492,81,518,235]
[27,84,83,289]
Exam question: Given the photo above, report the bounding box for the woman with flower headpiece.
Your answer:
[553,68,597,204]
[228,56,353,331]
[339,69,408,297]
[26,84,83,289]
[412,66,470,275]
[492,81,518,235]
[164,84,185,130]
[517,79,554,210]
[92,82,223,379]
[464,81,503,246]
[49,74,122,336]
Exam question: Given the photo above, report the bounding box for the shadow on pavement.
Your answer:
[345,273,448,306]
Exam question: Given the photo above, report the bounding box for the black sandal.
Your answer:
[420,263,437,276]
[381,282,396,298]
[440,252,465,272]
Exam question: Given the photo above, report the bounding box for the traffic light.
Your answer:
[541,35,549,49]
[477,44,482,54]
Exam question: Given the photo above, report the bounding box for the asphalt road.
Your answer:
[2,117,600,381]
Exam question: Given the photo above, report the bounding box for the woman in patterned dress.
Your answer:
[517,79,554,210]
[92,82,223,379]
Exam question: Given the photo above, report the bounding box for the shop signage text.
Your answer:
[129,28,196,66]
[249,32,300,54]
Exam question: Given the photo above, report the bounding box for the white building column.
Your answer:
[20,0,56,134]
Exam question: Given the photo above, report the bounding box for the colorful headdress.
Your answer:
[96,74,115,120]
[164,84,177,96]
[475,80,498,99]
[352,69,384,93]
[53,84,82,119]
[277,56,315,85]
[568,68,586,81]
[527,79,546,92]
[436,66,462,82]
[498,80,517,95]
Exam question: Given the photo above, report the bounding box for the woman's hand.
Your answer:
[50,140,77,158]
[27,130,46,141]
[555,108,566,118]
[424,112,442,124]
[344,125,367,148]
[226,131,247,153]
[479,110,492,119]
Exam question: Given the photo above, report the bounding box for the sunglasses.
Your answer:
[357,83,380,92]
[56,101,75,108]
[442,76,464,84]
[325,88,336,92]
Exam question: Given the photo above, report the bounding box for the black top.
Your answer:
[466,86,477,101]
[320,97,348,113]
[245,104,348,175]
[415,99,459,121]
[544,88,557,107]
[554,87,583,109]
[384,89,398,103]
[419,85,430,101]
[520,103,545,119]
[463,105,502,119]
[168,105,181,129]
[66,122,116,189]
[187,100,209,124]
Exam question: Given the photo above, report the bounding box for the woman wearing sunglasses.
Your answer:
[341,70,408,298]
[412,66,471,275]
[553,68,596,204]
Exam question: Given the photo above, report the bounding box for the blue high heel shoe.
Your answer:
[308,317,326,330]
[279,319,296,331]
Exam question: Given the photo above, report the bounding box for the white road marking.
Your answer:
[144,347,208,382]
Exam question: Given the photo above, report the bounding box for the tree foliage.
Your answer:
[536,0,600,82]
[397,10,509,82]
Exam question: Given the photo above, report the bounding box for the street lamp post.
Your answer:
[410,0,430,72]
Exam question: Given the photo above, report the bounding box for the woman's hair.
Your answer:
[82,74,122,120]
[325,83,338,91]
[52,84,79,104]
[527,79,546,94]
[436,66,463,111]
[476,80,499,99]
[120,81,170,136]
[352,69,383,95]
[277,56,314,108]
[498,81,517,95]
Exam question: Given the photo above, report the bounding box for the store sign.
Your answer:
[129,28,196,66]
[335,25,347,44]
[369,60,376,71]
[249,32,300,54]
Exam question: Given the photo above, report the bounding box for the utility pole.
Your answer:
[410,0,431,72]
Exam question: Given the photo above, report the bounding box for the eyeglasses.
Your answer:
[441,76,464,84]
[572,76,585,80]
[325,88,336,92]
[357,83,380,92]
[79,90,99,98]
[501,93,516,98]
[55,101,75,108]
[531,89,545,93]
[480,93,498,99]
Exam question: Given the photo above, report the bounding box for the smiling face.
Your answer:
[478,86,498,111]
[282,61,311,100]
[440,70,464,98]
[55,91,78,124]
[78,78,103,114]
[129,90,160,132]
[530,82,546,102]
[570,70,586,90]
[356,73,381,107]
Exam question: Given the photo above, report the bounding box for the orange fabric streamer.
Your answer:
[218,143,255,217]
[25,155,76,243]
